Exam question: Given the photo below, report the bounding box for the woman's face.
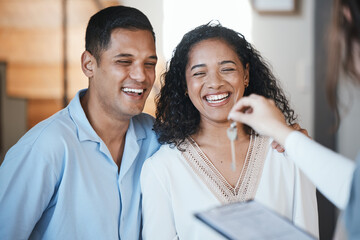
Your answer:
[185,38,249,124]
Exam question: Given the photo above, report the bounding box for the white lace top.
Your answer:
[182,135,268,203]
[141,136,319,240]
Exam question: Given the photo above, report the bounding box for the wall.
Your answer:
[0,0,96,100]
[0,63,27,163]
[0,0,113,130]
[251,0,315,136]
[161,0,252,61]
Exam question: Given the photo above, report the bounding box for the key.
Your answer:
[227,122,238,171]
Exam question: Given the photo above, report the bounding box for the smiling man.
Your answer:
[0,6,160,240]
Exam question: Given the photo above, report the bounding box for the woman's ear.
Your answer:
[81,51,95,78]
[244,63,250,86]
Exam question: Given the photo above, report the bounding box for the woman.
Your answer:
[228,0,359,239]
[141,23,319,239]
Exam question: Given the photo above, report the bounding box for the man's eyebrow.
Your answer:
[190,64,206,71]
[219,60,236,65]
[149,55,158,60]
[114,53,157,60]
[114,53,133,58]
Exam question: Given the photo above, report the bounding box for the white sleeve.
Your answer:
[285,131,355,209]
[292,165,319,239]
[140,159,178,240]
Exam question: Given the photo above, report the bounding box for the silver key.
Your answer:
[227,122,238,171]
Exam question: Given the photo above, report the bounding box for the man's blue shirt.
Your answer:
[0,89,160,239]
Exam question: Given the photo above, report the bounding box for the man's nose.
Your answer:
[129,64,146,82]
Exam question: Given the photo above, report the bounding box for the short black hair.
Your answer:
[154,22,296,149]
[85,5,155,63]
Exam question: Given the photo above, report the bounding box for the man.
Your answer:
[0,6,160,239]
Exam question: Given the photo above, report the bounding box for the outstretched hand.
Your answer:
[228,94,295,146]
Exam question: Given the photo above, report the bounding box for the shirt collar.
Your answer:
[68,89,101,142]
[127,114,147,142]
[68,89,147,143]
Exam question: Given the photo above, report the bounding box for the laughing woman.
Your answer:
[140,23,319,239]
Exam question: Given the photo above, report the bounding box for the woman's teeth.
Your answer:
[205,93,229,103]
[122,88,144,95]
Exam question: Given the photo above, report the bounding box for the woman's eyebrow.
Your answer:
[190,63,206,71]
[219,60,236,65]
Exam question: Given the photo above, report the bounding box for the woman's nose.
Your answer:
[206,72,223,89]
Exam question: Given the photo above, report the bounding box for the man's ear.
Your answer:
[81,51,96,78]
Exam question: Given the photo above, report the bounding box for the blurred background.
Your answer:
[1,0,359,239]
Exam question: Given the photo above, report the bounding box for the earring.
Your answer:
[184,90,188,96]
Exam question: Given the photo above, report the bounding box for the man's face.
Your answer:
[88,29,157,120]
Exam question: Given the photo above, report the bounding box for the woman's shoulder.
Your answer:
[141,144,185,188]
[153,144,181,157]
[143,144,182,170]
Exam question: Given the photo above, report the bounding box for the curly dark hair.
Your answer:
[154,22,297,148]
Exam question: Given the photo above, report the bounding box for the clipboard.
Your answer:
[195,200,316,240]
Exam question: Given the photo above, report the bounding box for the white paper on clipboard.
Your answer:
[195,200,316,240]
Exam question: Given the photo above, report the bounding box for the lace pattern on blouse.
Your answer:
[181,135,269,204]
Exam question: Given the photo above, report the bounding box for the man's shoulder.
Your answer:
[3,108,77,170]
[15,108,76,149]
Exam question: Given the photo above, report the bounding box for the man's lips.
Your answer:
[121,87,145,96]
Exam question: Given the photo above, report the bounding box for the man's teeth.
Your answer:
[122,88,144,95]
[205,93,229,103]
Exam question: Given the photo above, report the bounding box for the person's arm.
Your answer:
[344,160,360,238]
[0,143,58,239]
[285,131,354,209]
[229,94,355,209]
[291,163,319,238]
[140,159,178,240]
